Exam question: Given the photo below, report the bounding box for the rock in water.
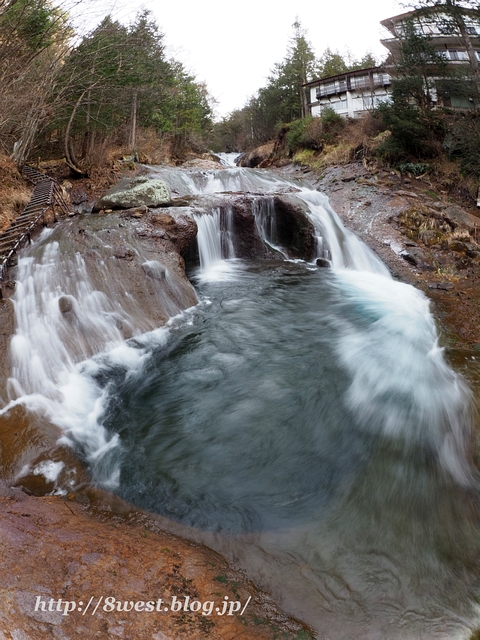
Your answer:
[93,176,171,210]
[58,296,73,314]
[142,261,166,281]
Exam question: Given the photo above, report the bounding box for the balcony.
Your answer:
[316,81,347,99]
[316,75,391,100]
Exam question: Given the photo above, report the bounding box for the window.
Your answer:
[331,99,347,111]
[446,50,469,61]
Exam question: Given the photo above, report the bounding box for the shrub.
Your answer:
[375,102,443,162]
[397,162,431,175]
[444,113,480,177]
[320,107,345,143]
[285,117,313,154]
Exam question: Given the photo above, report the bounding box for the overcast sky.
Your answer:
[107,0,404,119]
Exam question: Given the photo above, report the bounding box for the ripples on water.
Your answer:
[3,164,480,639]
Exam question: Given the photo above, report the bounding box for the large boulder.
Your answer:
[273,195,317,260]
[93,176,171,211]
[237,142,275,168]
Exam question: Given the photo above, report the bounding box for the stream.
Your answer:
[1,156,479,639]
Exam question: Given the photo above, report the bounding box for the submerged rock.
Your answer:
[93,176,171,211]
[142,261,166,280]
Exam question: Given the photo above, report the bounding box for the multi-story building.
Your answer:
[304,5,480,117]
[304,67,392,119]
[381,6,480,108]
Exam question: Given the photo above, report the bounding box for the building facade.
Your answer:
[304,5,480,117]
[304,67,392,119]
[381,7,480,109]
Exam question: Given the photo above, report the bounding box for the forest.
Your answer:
[0,0,214,171]
[1,0,480,191]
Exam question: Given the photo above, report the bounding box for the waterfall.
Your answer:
[216,152,240,167]
[193,207,237,281]
[1,220,196,486]
[331,269,472,484]
[296,189,390,275]
[252,197,288,259]
[1,161,477,638]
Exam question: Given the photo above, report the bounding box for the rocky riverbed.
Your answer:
[0,162,313,639]
[308,160,480,463]
[1,156,480,639]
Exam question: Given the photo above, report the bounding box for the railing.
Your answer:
[316,82,347,99]
[0,167,71,288]
[316,75,391,99]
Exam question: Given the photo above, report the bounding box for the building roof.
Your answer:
[380,5,480,34]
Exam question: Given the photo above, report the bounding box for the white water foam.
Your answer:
[2,165,474,491]
[193,208,241,282]
[252,197,289,259]
[332,269,472,484]
[1,230,197,486]
[296,189,390,275]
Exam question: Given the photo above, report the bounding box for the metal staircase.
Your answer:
[0,167,70,287]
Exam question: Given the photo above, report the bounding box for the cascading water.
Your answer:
[252,197,289,259]
[193,207,236,281]
[1,163,479,639]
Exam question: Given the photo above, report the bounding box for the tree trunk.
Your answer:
[448,0,480,93]
[11,108,40,167]
[129,90,138,156]
[65,89,88,175]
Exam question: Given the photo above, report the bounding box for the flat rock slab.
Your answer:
[0,490,308,639]
[93,177,171,211]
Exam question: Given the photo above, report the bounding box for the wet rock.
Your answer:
[431,201,448,210]
[442,205,480,231]
[58,296,73,314]
[113,245,135,260]
[397,190,419,199]
[93,176,171,211]
[0,491,307,639]
[316,258,331,268]
[142,261,166,281]
[150,212,175,226]
[273,195,316,260]
[181,158,221,170]
[429,282,454,290]
[399,247,435,270]
[237,142,275,168]
[119,205,149,218]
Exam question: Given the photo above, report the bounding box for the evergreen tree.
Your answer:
[54,10,213,171]
[377,18,448,160]
[393,17,449,110]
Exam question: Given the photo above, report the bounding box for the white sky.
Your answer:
[105,0,405,119]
